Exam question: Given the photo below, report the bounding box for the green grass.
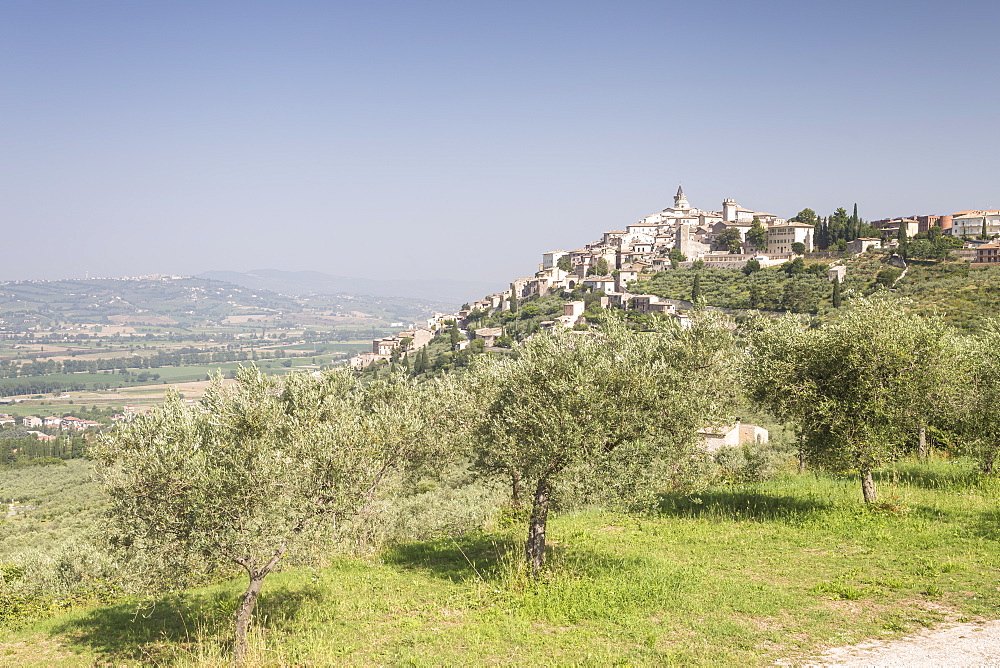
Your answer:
[4,457,1000,665]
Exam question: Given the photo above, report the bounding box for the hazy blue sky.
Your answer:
[3,0,998,286]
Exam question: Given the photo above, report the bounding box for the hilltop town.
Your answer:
[353,187,998,368]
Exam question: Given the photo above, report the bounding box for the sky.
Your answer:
[2,0,998,286]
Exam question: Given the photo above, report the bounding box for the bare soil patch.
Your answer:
[803,619,1000,666]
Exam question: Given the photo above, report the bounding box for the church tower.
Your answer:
[722,198,737,222]
[674,185,690,210]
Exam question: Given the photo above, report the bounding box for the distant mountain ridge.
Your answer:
[197,269,504,306]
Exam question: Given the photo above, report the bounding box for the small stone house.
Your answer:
[699,422,769,453]
[474,327,503,347]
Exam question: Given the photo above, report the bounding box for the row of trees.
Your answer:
[791,205,880,251]
[94,299,1000,662]
[746,296,1000,501]
[0,432,88,467]
[95,314,738,661]
[0,348,311,379]
[899,225,963,261]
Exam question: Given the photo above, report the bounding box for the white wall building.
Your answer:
[766,223,815,255]
[541,250,569,270]
[950,210,1000,238]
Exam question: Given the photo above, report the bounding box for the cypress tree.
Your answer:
[691,273,702,301]
[412,347,428,375]
[832,276,842,308]
[897,223,909,260]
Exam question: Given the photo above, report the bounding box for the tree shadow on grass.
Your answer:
[968,508,1000,542]
[48,580,324,664]
[904,504,961,522]
[383,532,519,583]
[384,532,668,586]
[47,590,230,664]
[656,489,831,522]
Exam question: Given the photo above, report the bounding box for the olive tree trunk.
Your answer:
[233,572,265,665]
[525,478,551,578]
[232,544,288,665]
[860,467,877,504]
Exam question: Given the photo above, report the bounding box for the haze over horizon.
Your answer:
[3,0,997,285]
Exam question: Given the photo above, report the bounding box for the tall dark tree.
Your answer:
[691,273,702,301]
[832,276,842,308]
[715,227,743,254]
[828,208,850,247]
[791,208,817,225]
[587,257,610,276]
[849,204,860,241]
[746,217,767,251]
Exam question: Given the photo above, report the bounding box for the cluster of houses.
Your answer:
[349,311,508,369]
[0,404,162,440]
[350,187,998,375]
[0,412,104,441]
[508,187,814,304]
[864,211,1000,264]
[350,325,436,369]
[16,415,103,430]
[869,211,1000,239]
[348,187,817,370]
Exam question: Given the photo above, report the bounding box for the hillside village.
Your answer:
[352,186,997,371]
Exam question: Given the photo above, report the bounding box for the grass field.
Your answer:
[3,457,1000,665]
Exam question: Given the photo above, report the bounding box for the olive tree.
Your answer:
[745,297,951,503]
[465,313,738,577]
[952,320,1000,473]
[92,367,443,663]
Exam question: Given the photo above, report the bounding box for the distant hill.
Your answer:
[0,276,442,331]
[197,269,504,306]
[0,276,300,327]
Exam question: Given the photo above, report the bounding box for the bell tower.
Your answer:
[723,198,737,222]
[674,185,690,210]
